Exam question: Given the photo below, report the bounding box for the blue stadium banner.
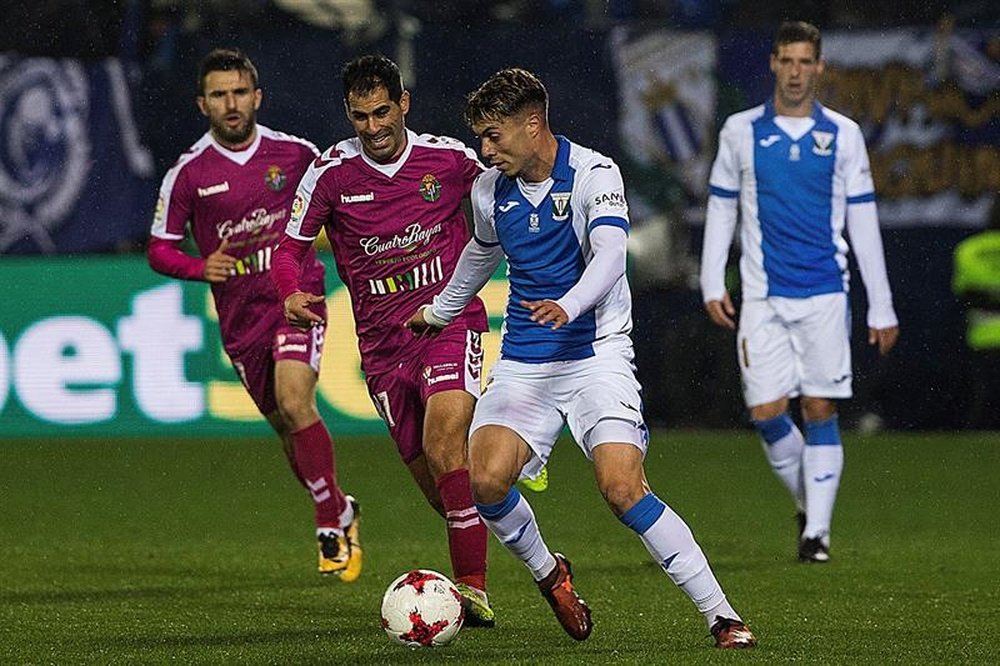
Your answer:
[0,56,155,253]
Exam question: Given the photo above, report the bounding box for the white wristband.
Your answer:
[422,305,450,328]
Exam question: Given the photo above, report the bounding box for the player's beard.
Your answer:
[211,110,256,147]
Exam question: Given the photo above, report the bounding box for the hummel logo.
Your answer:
[758,134,781,147]
[591,163,612,170]
[813,473,836,483]
[498,201,519,213]
[197,181,230,197]
[341,192,374,204]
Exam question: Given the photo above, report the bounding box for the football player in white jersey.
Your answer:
[700,21,899,563]
[406,68,755,649]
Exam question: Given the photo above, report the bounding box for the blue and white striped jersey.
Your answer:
[704,100,876,301]
[472,136,632,363]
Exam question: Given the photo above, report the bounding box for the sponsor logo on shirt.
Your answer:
[197,181,230,197]
[217,207,287,240]
[498,200,519,213]
[341,191,375,204]
[811,130,834,156]
[368,256,444,295]
[420,173,441,202]
[551,192,571,221]
[264,165,286,191]
[759,134,782,147]
[360,221,443,256]
[593,191,627,209]
[231,246,274,276]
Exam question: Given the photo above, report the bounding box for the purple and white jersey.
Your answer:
[151,125,325,354]
[286,129,488,375]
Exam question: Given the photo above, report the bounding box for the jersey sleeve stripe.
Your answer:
[709,185,739,199]
[473,233,501,247]
[588,216,629,233]
[846,192,876,204]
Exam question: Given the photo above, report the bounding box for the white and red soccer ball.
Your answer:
[380,569,465,647]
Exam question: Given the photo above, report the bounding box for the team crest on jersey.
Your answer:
[419,174,441,202]
[789,144,801,162]
[265,165,286,191]
[551,192,571,221]
[811,131,834,156]
[529,212,541,233]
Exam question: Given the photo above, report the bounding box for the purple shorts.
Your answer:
[230,318,326,416]
[366,326,483,463]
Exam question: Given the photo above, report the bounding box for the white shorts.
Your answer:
[471,336,649,481]
[738,292,852,407]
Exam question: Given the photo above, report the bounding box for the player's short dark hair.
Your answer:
[773,21,822,59]
[197,48,259,95]
[342,54,404,104]
[464,68,548,129]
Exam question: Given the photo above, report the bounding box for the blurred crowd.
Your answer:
[3,0,998,62]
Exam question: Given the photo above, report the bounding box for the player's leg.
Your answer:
[795,293,852,563]
[412,329,492,622]
[421,388,494,624]
[741,300,806,515]
[471,360,591,639]
[273,324,358,580]
[591,441,753,647]
[798,396,840,562]
[470,423,593,638]
[403,454,445,517]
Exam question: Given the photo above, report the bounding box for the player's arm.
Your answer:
[700,119,741,330]
[406,176,502,335]
[147,167,236,283]
[527,224,627,330]
[406,236,503,335]
[524,161,630,329]
[271,163,330,328]
[843,126,899,355]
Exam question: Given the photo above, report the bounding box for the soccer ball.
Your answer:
[380,569,465,647]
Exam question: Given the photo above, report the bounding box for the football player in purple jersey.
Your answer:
[148,48,360,580]
[272,55,495,626]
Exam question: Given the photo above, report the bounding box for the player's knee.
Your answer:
[749,399,788,422]
[276,392,318,430]
[468,457,513,505]
[800,397,836,422]
[599,477,646,517]
[422,429,469,474]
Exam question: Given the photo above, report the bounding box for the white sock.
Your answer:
[753,413,805,510]
[476,488,556,581]
[802,416,844,542]
[621,494,741,628]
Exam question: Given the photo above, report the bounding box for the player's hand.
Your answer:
[868,325,899,356]
[522,299,569,330]
[283,291,325,329]
[203,238,238,283]
[705,292,737,330]
[404,306,442,338]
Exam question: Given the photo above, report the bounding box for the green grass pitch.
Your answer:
[1,430,997,664]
